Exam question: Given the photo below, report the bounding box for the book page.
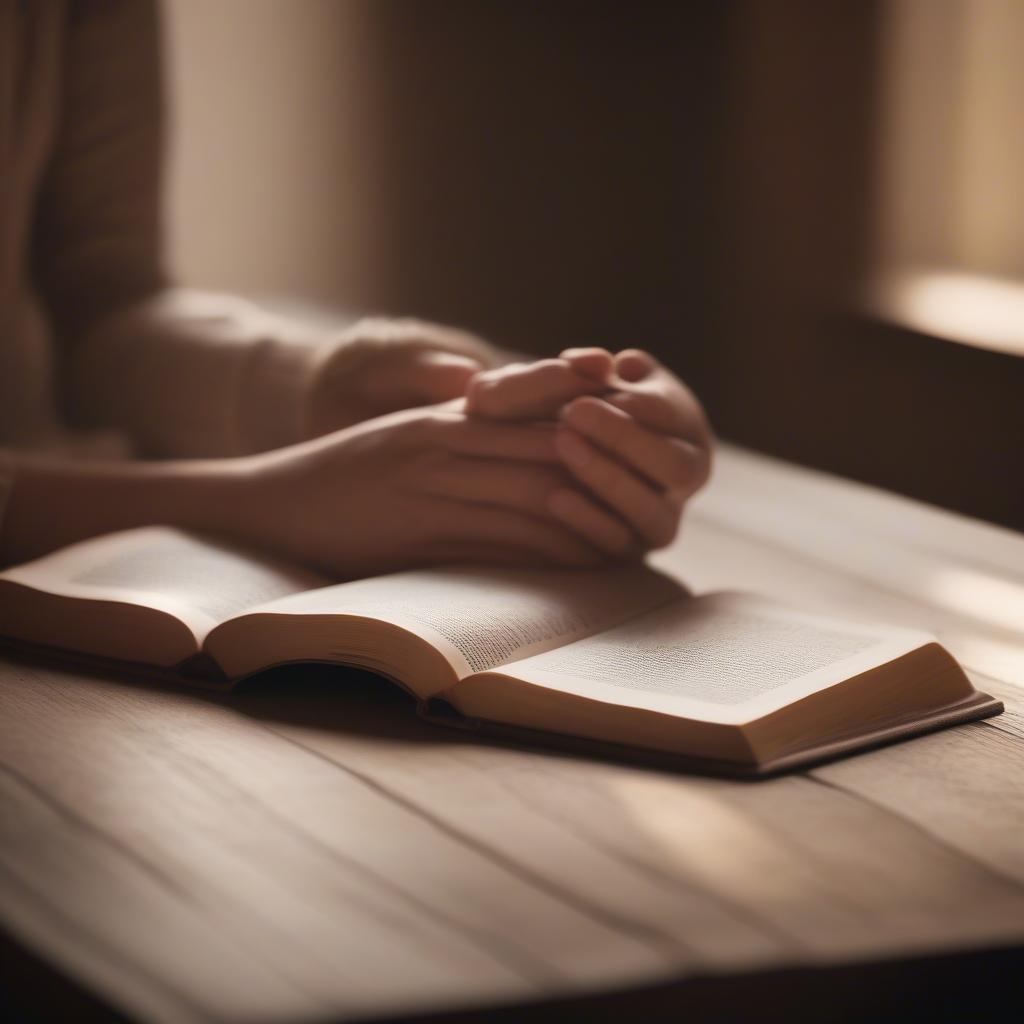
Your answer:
[237,564,684,678]
[0,527,329,641]
[483,592,934,724]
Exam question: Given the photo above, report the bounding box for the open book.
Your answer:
[0,527,1000,776]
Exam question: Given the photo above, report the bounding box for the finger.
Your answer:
[562,397,705,493]
[428,412,562,461]
[555,428,680,549]
[606,353,713,443]
[559,347,615,381]
[614,348,658,382]
[415,455,574,518]
[466,359,606,420]
[605,385,708,441]
[430,499,608,568]
[415,456,631,561]
[547,487,637,558]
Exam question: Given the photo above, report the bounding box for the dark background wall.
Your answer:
[350,0,733,382]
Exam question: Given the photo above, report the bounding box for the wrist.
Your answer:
[202,446,312,561]
[158,456,260,540]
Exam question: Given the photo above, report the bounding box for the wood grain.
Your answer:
[2,445,1024,1023]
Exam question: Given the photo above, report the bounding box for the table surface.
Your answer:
[2,445,1023,1024]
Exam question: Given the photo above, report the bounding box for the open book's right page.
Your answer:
[463,592,936,725]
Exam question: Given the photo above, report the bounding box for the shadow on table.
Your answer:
[218,662,468,744]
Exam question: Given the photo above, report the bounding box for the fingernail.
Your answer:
[556,429,592,466]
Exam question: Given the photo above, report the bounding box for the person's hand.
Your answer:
[303,317,509,437]
[466,348,713,556]
[239,400,625,577]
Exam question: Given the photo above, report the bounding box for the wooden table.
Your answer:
[2,446,1023,1023]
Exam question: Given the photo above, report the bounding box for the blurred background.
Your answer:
[162,0,1024,531]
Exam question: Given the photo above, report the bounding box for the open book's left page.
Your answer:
[0,527,329,665]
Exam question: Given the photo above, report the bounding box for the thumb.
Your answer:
[560,347,615,382]
[614,348,658,383]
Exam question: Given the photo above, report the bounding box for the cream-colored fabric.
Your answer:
[66,288,329,457]
[0,0,331,506]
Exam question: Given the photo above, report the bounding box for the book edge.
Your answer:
[3,634,1003,778]
[0,636,235,691]
[418,691,1004,779]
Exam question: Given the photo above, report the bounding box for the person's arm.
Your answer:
[0,453,250,567]
[36,1,506,458]
[0,402,623,574]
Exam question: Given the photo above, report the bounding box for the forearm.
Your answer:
[64,289,324,458]
[0,455,253,566]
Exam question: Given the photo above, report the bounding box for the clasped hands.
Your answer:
[464,348,712,559]
[248,324,712,578]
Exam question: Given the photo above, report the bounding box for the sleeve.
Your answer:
[34,0,327,457]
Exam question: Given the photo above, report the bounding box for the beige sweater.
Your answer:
[0,1,334,526]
